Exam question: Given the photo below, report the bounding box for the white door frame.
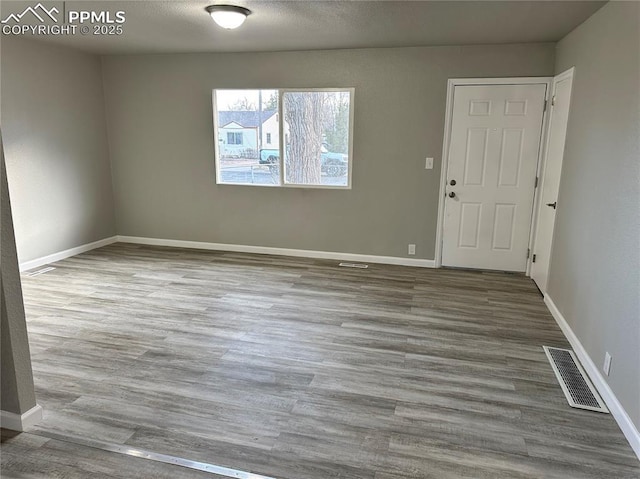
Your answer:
[434,77,553,270]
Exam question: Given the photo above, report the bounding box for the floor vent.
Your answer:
[543,346,608,413]
[25,266,55,277]
[338,262,369,269]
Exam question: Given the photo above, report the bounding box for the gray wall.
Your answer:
[1,37,116,265]
[101,43,554,259]
[551,2,640,429]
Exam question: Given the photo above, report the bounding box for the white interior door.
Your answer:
[442,84,547,272]
[531,70,574,291]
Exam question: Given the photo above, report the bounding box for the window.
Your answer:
[213,88,353,188]
[227,132,243,145]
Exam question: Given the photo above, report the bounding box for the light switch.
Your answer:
[425,157,434,169]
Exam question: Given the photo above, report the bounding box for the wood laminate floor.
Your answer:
[2,243,638,478]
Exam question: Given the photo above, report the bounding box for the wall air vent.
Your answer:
[25,266,56,277]
[338,262,369,269]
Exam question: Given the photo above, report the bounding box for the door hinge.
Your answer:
[534,176,539,188]
[551,95,556,106]
[527,248,530,259]
[532,254,537,263]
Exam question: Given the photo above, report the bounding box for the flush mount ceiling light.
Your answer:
[205,5,251,29]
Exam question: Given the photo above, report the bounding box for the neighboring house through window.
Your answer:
[266,133,272,144]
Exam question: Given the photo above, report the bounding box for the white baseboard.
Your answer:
[0,404,43,431]
[117,235,436,268]
[19,236,118,272]
[544,295,640,460]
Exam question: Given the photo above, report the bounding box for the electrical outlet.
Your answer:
[425,157,434,169]
[603,352,612,376]
[408,244,416,255]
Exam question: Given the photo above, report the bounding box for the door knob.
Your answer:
[546,201,557,209]
[449,192,456,198]
[450,179,456,186]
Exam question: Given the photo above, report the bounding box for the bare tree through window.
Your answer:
[284,91,326,184]
[283,90,352,187]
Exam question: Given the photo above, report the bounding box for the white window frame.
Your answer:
[213,88,355,189]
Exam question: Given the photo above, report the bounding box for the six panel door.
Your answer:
[442,84,546,272]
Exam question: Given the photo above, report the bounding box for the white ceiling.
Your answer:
[1,1,605,54]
